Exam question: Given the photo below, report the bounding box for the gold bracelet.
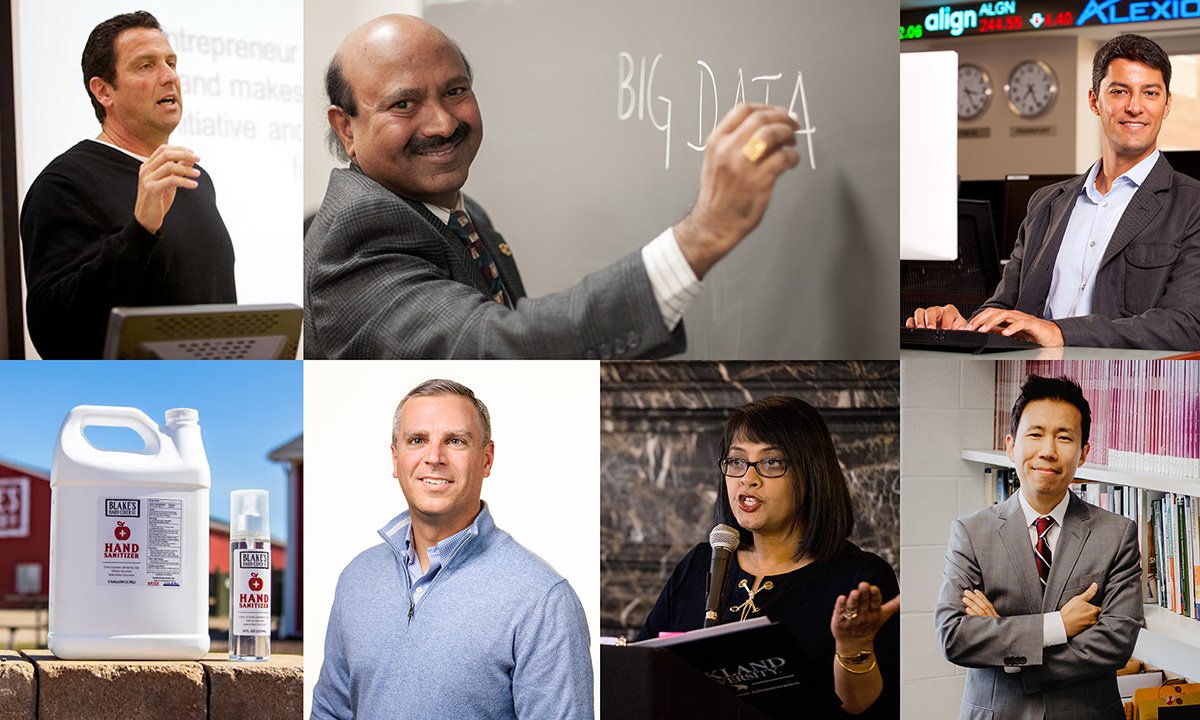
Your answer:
[837,656,878,674]
[835,648,874,665]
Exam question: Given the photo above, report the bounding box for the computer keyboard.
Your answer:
[901,327,1039,354]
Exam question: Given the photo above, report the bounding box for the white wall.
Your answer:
[900,358,996,719]
[303,0,423,217]
[13,0,303,358]
[303,360,600,718]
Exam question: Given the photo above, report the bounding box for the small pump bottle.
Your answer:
[229,489,270,661]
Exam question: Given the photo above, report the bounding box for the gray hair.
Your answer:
[392,378,492,445]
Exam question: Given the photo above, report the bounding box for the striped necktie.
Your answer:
[448,209,508,306]
[1034,516,1054,586]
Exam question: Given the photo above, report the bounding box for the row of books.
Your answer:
[994,360,1200,479]
[985,467,1141,526]
[1149,492,1200,619]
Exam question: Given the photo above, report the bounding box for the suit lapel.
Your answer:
[997,495,1044,614]
[1042,494,1092,612]
[403,199,505,303]
[1019,181,1081,314]
[1098,155,1170,269]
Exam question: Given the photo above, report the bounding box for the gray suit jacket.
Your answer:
[975,155,1200,350]
[935,493,1143,720]
[304,166,686,358]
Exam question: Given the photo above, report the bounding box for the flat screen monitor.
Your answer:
[900,198,1000,323]
[1001,174,1075,259]
[102,303,302,360]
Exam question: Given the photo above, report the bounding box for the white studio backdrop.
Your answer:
[303,360,601,717]
[13,0,303,357]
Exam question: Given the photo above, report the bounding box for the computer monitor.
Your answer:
[1001,174,1075,259]
[102,303,302,360]
[900,198,1001,323]
[959,178,1005,248]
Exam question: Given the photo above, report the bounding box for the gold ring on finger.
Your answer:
[742,136,768,163]
[841,610,858,620]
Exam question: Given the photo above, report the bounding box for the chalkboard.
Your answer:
[428,0,898,359]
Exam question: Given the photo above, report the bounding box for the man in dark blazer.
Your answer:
[305,14,800,359]
[908,34,1200,350]
[935,376,1142,720]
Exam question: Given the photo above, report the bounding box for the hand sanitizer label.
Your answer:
[233,549,271,636]
[97,496,184,588]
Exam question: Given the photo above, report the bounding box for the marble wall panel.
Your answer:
[601,361,899,637]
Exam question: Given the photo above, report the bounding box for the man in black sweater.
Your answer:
[20,11,236,359]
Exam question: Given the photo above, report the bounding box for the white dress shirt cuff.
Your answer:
[1044,611,1068,647]
[641,227,702,331]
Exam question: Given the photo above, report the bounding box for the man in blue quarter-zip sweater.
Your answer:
[311,379,593,719]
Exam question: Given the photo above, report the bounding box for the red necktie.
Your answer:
[1034,516,1054,586]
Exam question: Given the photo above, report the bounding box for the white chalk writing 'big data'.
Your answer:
[617,53,816,171]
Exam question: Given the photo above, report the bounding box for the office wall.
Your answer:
[899,358,996,719]
[905,33,1100,180]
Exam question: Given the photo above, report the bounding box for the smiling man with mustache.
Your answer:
[908,34,1200,350]
[305,14,801,359]
[20,11,236,359]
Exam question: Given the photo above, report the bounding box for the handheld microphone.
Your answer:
[704,524,740,628]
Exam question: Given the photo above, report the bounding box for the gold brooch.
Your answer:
[730,578,774,622]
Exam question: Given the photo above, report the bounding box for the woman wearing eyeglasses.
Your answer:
[636,396,900,718]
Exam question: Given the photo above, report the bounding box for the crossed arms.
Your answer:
[934,516,1142,693]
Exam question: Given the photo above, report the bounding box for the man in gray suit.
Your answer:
[935,376,1142,720]
[908,34,1200,350]
[305,14,800,358]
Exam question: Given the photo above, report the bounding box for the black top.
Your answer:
[638,541,900,719]
[20,140,236,358]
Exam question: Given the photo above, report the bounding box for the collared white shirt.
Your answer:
[428,196,701,332]
[1044,150,1159,319]
[1017,490,1073,649]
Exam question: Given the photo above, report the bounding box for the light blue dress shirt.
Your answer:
[1044,150,1159,319]
[403,520,474,601]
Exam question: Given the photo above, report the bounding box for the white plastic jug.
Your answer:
[49,406,211,660]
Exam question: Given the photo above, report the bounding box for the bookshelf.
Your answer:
[962,449,1200,680]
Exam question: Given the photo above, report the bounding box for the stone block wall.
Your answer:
[0,651,302,720]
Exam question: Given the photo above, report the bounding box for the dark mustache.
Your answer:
[407,123,471,153]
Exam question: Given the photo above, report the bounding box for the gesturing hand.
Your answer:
[674,104,800,279]
[135,145,201,234]
[831,582,900,650]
